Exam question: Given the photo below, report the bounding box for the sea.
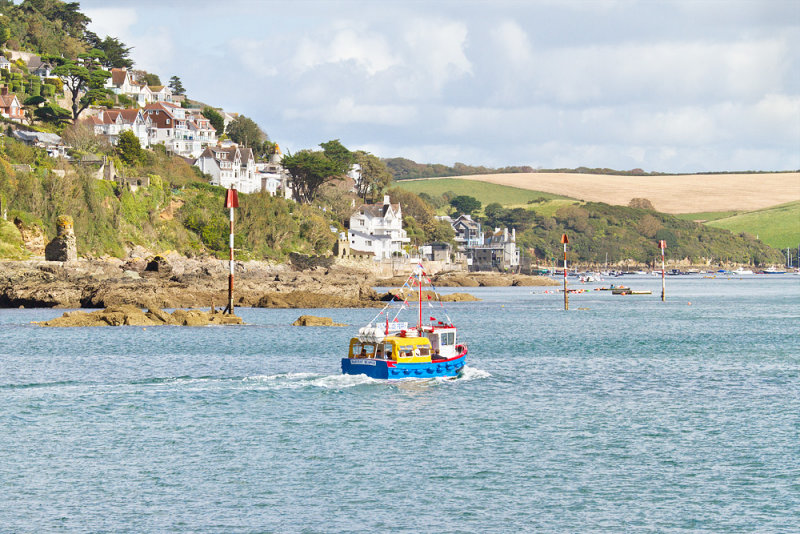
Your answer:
[1,274,798,533]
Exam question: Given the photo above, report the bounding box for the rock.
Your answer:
[292,315,345,326]
[44,215,77,262]
[144,255,172,276]
[36,306,244,327]
[440,292,481,302]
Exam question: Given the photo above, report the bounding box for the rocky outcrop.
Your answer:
[0,258,481,309]
[44,215,77,262]
[292,315,346,326]
[36,305,244,327]
[377,272,558,288]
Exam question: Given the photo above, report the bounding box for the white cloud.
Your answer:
[291,25,399,76]
[83,7,138,40]
[84,7,174,73]
[284,98,417,126]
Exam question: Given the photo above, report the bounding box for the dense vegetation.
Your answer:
[0,138,338,259]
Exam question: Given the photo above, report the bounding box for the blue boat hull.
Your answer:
[341,353,466,380]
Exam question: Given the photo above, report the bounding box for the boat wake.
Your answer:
[455,365,491,381]
[242,372,378,390]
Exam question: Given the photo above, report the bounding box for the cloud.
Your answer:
[291,24,399,76]
[284,98,417,126]
[84,7,175,73]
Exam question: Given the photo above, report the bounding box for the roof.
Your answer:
[110,68,129,87]
[12,130,62,145]
[358,202,401,218]
[0,93,20,108]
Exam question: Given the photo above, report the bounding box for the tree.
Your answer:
[282,150,346,204]
[33,103,72,126]
[449,195,481,216]
[169,75,185,95]
[201,107,225,136]
[320,139,354,170]
[227,115,267,147]
[62,121,111,154]
[354,150,392,202]
[117,129,144,166]
[85,32,134,69]
[629,197,655,210]
[50,51,111,121]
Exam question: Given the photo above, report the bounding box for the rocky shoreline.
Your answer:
[0,255,557,309]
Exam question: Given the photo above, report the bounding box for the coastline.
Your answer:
[0,257,557,309]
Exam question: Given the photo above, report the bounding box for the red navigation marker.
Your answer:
[224,188,239,209]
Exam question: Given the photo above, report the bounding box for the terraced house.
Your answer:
[86,108,151,148]
[142,102,216,158]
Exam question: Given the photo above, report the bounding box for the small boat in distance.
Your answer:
[341,264,467,380]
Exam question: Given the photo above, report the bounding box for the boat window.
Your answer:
[352,343,361,356]
[441,332,455,345]
[418,346,430,357]
[384,343,393,359]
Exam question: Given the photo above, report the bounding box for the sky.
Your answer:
[78,0,799,173]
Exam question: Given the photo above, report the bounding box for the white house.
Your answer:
[106,68,154,107]
[26,56,53,79]
[194,145,259,193]
[348,195,410,259]
[85,108,151,148]
[0,56,11,71]
[142,102,216,158]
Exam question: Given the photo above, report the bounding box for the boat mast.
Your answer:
[418,267,423,332]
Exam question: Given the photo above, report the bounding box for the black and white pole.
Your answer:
[659,239,666,302]
[561,233,569,310]
[224,188,239,315]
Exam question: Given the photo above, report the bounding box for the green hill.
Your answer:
[701,202,800,250]
[396,178,568,207]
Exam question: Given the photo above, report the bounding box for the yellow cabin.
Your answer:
[348,336,432,363]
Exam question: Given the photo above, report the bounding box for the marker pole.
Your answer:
[660,240,666,302]
[228,206,234,314]
[564,242,568,310]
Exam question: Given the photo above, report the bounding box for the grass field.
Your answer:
[438,172,800,214]
[395,178,570,206]
[674,211,739,222]
[705,201,800,249]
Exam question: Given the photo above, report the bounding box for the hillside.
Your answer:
[705,201,800,250]
[427,172,800,214]
[0,139,338,260]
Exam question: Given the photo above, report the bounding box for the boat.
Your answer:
[341,264,467,380]
[761,268,787,274]
[612,288,651,295]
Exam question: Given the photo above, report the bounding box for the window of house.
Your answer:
[366,240,372,246]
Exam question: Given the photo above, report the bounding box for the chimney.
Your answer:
[504,228,508,241]
[383,195,390,206]
[1,86,7,96]
[512,228,516,241]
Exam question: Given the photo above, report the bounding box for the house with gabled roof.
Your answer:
[143,102,216,158]
[0,86,24,121]
[26,56,53,79]
[348,195,410,259]
[0,56,11,71]
[194,145,258,193]
[451,214,484,248]
[106,68,154,107]
[85,108,151,148]
[148,85,173,103]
